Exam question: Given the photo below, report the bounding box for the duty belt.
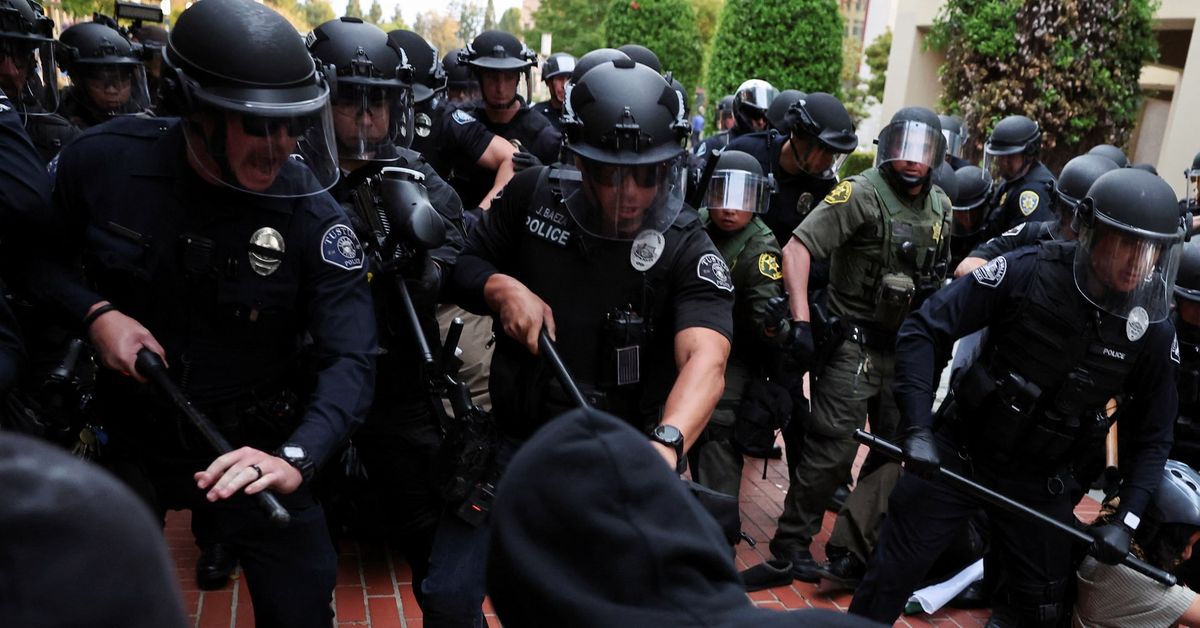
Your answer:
[845,320,896,352]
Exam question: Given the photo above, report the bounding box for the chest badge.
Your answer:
[824,180,852,205]
[1126,306,1149,342]
[416,112,432,138]
[631,229,666,271]
[797,192,814,216]
[932,221,943,243]
[1018,190,1040,216]
[248,227,285,276]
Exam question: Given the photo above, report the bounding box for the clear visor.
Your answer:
[0,38,58,114]
[561,155,686,240]
[71,63,152,117]
[982,152,1031,183]
[183,96,339,198]
[942,128,965,158]
[874,120,945,171]
[1073,219,1183,322]
[330,82,415,161]
[791,133,849,179]
[701,169,772,214]
[736,83,777,110]
[951,198,988,237]
[1187,170,1199,208]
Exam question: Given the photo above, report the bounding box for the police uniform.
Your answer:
[411,100,496,188]
[850,242,1178,624]
[531,99,565,133]
[968,219,1061,261]
[984,160,1056,237]
[688,209,786,496]
[23,107,80,165]
[1174,321,1200,469]
[451,99,561,210]
[37,117,377,628]
[726,129,838,246]
[770,168,951,562]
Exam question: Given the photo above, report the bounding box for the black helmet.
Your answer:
[1073,168,1186,322]
[1146,461,1200,528]
[1087,143,1129,168]
[57,21,151,119]
[309,17,415,159]
[875,106,944,188]
[569,48,629,85]
[541,52,576,81]
[1187,150,1200,209]
[938,114,966,158]
[717,94,734,114]
[0,0,58,113]
[932,161,959,206]
[731,79,777,134]
[785,92,858,172]
[950,165,991,236]
[388,30,446,104]
[462,30,536,72]
[162,0,337,197]
[1175,240,1200,304]
[765,89,804,133]
[560,58,689,239]
[1055,154,1119,214]
[442,49,474,89]
[616,43,660,73]
[985,115,1041,157]
[701,149,773,215]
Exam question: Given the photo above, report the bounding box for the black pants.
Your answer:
[850,434,1075,627]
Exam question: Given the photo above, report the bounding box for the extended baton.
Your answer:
[135,349,292,527]
[853,429,1176,586]
[538,329,589,409]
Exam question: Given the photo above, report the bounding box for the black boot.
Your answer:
[816,551,866,589]
[195,542,238,591]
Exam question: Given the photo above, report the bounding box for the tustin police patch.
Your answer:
[1018,190,1040,216]
[697,253,734,292]
[320,224,364,270]
[971,256,1007,288]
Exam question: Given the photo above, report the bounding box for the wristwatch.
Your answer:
[650,424,687,475]
[275,443,315,482]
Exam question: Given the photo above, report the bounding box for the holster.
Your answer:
[809,297,845,377]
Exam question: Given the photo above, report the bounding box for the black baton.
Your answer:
[854,429,1176,586]
[135,349,292,527]
[538,329,589,409]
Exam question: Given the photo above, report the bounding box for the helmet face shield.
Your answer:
[1188,169,1200,208]
[942,127,965,158]
[561,153,686,240]
[790,132,848,179]
[1074,217,1183,322]
[72,62,151,116]
[0,37,58,113]
[701,169,772,214]
[330,82,414,160]
[874,120,945,172]
[951,196,988,237]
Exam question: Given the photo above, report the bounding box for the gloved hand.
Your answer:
[763,295,790,337]
[901,425,940,479]
[403,255,442,303]
[512,151,542,173]
[1090,522,1133,565]
[784,321,814,372]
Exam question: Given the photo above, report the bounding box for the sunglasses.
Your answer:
[240,114,313,138]
[589,162,662,188]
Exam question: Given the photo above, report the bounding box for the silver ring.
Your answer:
[250,464,263,480]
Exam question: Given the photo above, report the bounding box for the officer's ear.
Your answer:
[1072,197,1096,235]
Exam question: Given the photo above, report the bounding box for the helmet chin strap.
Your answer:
[880,162,931,196]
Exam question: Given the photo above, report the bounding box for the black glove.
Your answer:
[901,425,940,479]
[784,321,814,372]
[763,295,790,336]
[512,151,541,172]
[403,255,442,303]
[1090,522,1133,565]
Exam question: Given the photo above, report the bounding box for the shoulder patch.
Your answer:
[824,180,852,205]
[758,252,782,280]
[1002,222,1026,237]
[971,256,1007,288]
[1018,190,1040,216]
[1173,333,1181,364]
[451,109,477,126]
[320,224,364,271]
[697,253,734,292]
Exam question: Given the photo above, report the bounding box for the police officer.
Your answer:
[694,78,777,164]
[850,167,1183,626]
[770,106,951,582]
[714,94,734,133]
[767,89,806,134]
[442,48,479,104]
[0,87,33,391]
[531,51,574,133]
[432,57,734,626]
[939,114,970,170]
[1182,150,1200,233]
[1088,143,1129,168]
[982,114,1056,236]
[1173,241,1200,470]
[31,1,377,625]
[56,20,152,128]
[0,0,78,163]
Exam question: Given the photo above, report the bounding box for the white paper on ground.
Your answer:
[907,559,985,614]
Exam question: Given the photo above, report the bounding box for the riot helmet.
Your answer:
[701,149,773,215]
[1185,150,1200,209]
[784,92,857,179]
[58,21,152,121]
[1175,239,1200,304]
[388,30,445,105]
[568,48,629,85]
[560,58,689,240]
[938,114,966,158]
[732,78,777,134]
[161,0,338,197]
[950,165,991,237]
[1055,154,1119,219]
[0,0,58,114]
[1087,143,1129,168]
[309,17,414,161]
[442,49,478,104]
[715,94,734,130]
[461,30,536,108]
[1146,461,1200,528]
[874,106,944,189]
[983,115,1040,181]
[131,24,167,104]
[766,89,805,133]
[616,43,660,73]
[1072,168,1185,322]
[541,52,574,107]
[1132,162,1158,176]
[932,162,959,205]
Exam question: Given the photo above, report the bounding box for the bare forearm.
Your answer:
[477,137,517,210]
[782,237,812,321]
[661,328,730,450]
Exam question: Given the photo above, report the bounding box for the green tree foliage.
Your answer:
[928,0,1159,172]
[60,0,107,19]
[377,6,408,33]
[864,29,890,103]
[840,36,868,124]
[414,10,462,56]
[690,0,722,49]
[302,0,336,29]
[483,0,497,30]
[344,0,364,18]
[602,0,703,93]
[526,0,608,57]
[706,0,842,107]
[367,0,383,24]
[498,7,523,35]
